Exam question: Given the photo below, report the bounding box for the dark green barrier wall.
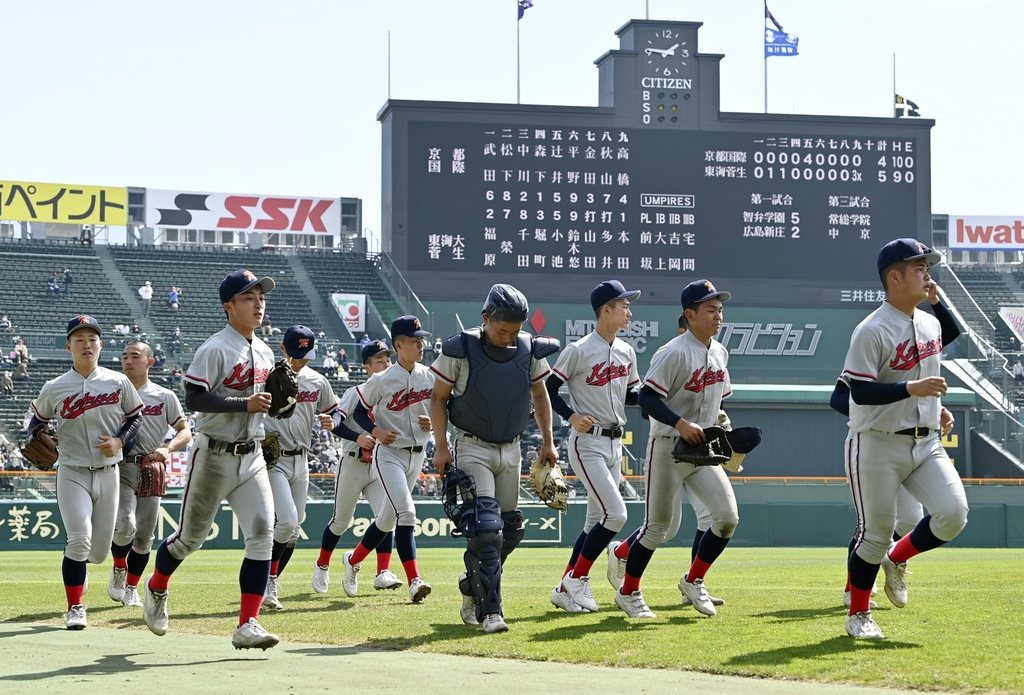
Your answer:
[4,483,1023,551]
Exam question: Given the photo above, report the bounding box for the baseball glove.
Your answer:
[262,432,280,470]
[267,359,298,419]
[137,456,168,497]
[529,457,568,512]
[722,426,763,474]
[672,425,733,466]
[23,423,59,471]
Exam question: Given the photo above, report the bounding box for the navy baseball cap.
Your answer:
[282,325,316,360]
[361,339,395,363]
[591,280,641,312]
[876,238,941,274]
[391,315,431,340]
[680,279,731,310]
[219,269,275,303]
[67,315,101,338]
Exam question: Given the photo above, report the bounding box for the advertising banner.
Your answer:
[331,293,366,332]
[999,306,1024,343]
[950,215,1024,251]
[0,179,127,225]
[145,189,341,234]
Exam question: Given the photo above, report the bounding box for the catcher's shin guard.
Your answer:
[500,510,525,564]
[463,496,504,621]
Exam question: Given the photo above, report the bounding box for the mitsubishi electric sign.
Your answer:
[565,320,660,353]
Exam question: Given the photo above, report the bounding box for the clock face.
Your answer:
[644,30,691,77]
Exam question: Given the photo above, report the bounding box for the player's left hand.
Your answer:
[95,435,123,457]
[538,441,559,467]
[926,280,939,305]
[417,414,432,432]
[318,414,334,430]
[940,407,954,436]
[148,447,171,463]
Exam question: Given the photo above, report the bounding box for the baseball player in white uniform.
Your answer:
[108,340,191,608]
[29,316,144,630]
[615,280,738,619]
[841,239,969,639]
[262,325,340,611]
[546,280,640,613]
[339,316,433,603]
[312,340,403,595]
[143,269,281,650]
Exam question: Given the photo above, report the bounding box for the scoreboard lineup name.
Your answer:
[408,121,919,282]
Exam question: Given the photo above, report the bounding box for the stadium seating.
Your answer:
[951,266,1024,353]
[295,250,404,325]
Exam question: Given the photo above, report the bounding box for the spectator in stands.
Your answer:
[131,320,141,337]
[322,353,338,378]
[1014,360,1023,385]
[138,280,153,317]
[1,370,13,399]
[13,360,28,382]
[153,344,167,369]
[317,332,327,358]
[46,272,60,297]
[14,338,29,363]
[359,333,371,350]
[432,336,441,358]
[338,348,349,374]
[168,285,182,311]
[0,314,10,332]
[260,313,273,337]
[170,366,183,384]
[62,267,73,298]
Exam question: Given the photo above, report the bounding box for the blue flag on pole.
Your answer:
[764,3,798,57]
[518,0,533,20]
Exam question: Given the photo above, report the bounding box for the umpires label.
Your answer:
[641,193,695,208]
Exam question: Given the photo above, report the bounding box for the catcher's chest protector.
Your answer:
[448,329,532,444]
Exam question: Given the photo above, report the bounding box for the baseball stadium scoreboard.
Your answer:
[382,19,934,308]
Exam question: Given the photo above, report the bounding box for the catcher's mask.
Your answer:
[441,467,477,538]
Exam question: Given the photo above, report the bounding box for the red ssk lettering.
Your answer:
[217,196,260,229]
[386,388,432,411]
[142,403,164,417]
[684,367,726,393]
[296,390,319,403]
[889,338,942,371]
[222,363,272,391]
[216,196,334,232]
[60,389,122,419]
[585,361,632,387]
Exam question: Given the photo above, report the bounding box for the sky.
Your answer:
[4,0,1021,248]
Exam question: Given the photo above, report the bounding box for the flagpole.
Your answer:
[517,1,521,105]
[763,2,768,113]
[892,52,897,117]
[388,30,391,100]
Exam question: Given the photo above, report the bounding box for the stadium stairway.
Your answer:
[93,245,160,342]
[285,254,353,341]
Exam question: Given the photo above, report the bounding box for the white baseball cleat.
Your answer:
[561,573,599,612]
[461,594,479,625]
[615,590,656,619]
[122,585,143,608]
[66,603,87,630]
[881,553,908,608]
[409,576,431,603]
[341,552,360,597]
[312,564,330,594]
[842,590,877,609]
[107,567,127,602]
[143,577,169,636]
[845,611,884,639]
[232,618,279,650]
[680,577,725,607]
[373,569,403,590]
[606,541,627,590]
[481,613,509,634]
[550,586,589,613]
[263,575,283,611]
[679,576,717,616]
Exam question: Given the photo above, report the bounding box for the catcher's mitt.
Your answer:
[529,457,568,512]
[262,432,281,470]
[23,423,59,471]
[267,359,298,419]
[672,425,733,466]
[137,456,168,497]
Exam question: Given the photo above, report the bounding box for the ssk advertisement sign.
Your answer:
[146,188,341,234]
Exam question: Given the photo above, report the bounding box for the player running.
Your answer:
[143,269,281,650]
[108,340,191,608]
[546,280,640,613]
[28,316,144,629]
[841,239,969,639]
[338,316,434,604]
[262,326,340,611]
[430,284,560,633]
[312,339,402,595]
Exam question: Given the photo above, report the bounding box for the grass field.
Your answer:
[2,547,1022,693]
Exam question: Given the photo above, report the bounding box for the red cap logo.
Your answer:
[704,281,716,293]
[242,270,257,282]
[414,319,422,330]
[79,316,91,325]
[298,338,310,348]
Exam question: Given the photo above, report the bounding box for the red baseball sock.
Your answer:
[563,562,574,577]
[686,557,712,583]
[270,560,280,576]
[349,542,372,565]
[572,556,597,579]
[845,574,852,593]
[887,534,922,564]
[848,586,872,615]
[614,539,631,560]
[620,573,642,595]
[317,548,333,567]
[65,584,84,609]
[148,569,171,592]
[113,556,128,570]
[126,572,142,588]
[239,593,263,626]
[402,559,420,583]
[376,552,392,574]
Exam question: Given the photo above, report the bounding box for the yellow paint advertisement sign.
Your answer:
[0,180,127,225]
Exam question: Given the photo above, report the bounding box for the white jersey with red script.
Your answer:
[32,366,144,468]
[841,301,942,434]
[133,380,186,454]
[356,362,434,448]
[550,331,639,428]
[183,325,275,441]
[642,330,732,436]
[264,366,338,452]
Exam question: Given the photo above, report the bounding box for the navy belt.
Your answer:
[402,445,425,453]
[588,425,624,438]
[282,448,306,456]
[894,427,932,438]
[125,454,147,464]
[208,439,257,456]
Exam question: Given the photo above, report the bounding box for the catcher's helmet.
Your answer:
[482,284,529,323]
[441,467,477,537]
